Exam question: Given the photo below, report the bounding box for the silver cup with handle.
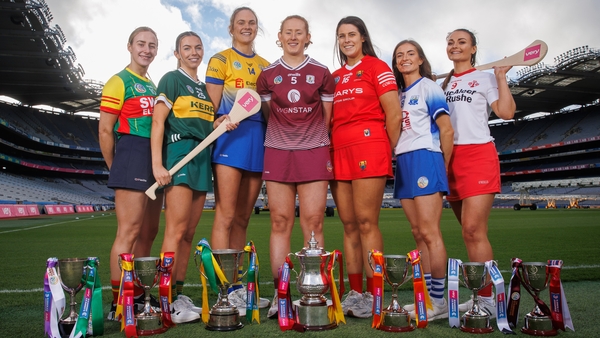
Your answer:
[133,257,167,335]
[520,262,556,336]
[460,261,494,333]
[57,257,87,337]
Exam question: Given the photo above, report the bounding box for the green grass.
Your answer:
[0,208,596,337]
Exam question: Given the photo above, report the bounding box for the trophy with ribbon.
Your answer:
[506,260,574,336]
[195,240,247,331]
[282,231,344,331]
[56,257,86,337]
[368,253,414,332]
[459,262,494,333]
[133,256,167,335]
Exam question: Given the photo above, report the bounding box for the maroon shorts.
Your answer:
[262,146,333,183]
[447,142,500,202]
[331,140,393,181]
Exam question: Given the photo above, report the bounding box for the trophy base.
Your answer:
[460,312,493,334]
[293,300,337,331]
[522,315,557,336]
[206,309,244,331]
[379,311,415,332]
[136,314,168,336]
[58,321,76,338]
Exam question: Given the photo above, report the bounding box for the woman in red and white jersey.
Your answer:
[330,16,402,318]
[441,28,515,312]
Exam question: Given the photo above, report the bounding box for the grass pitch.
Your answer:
[0,208,596,337]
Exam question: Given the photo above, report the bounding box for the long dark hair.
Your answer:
[442,28,477,90]
[392,39,433,90]
[334,16,378,66]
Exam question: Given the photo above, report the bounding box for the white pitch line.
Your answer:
[2,264,599,294]
[0,214,111,234]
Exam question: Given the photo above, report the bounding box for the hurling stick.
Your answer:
[145,88,261,200]
[435,40,548,79]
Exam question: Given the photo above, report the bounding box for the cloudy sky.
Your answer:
[44,0,599,100]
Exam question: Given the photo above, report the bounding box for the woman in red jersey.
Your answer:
[330,16,402,318]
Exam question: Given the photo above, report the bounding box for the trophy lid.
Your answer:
[296,231,328,257]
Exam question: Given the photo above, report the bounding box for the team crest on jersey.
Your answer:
[417,176,429,188]
[364,128,370,137]
[287,89,301,103]
[306,75,315,84]
[274,75,283,84]
[408,95,419,105]
[233,61,242,70]
[468,80,479,88]
[134,83,147,93]
[359,160,367,171]
[186,85,194,94]
[334,76,340,84]
[326,160,333,172]
[356,70,363,78]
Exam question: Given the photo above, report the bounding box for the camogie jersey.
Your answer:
[395,77,449,155]
[331,55,397,148]
[155,69,214,144]
[100,67,157,138]
[444,69,499,145]
[205,47,270,123]
[257,56,335,150]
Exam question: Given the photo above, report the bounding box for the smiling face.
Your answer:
[176,35,203,72]
[127,30,157,71]
[278,17,311,57]
[395,42,423,76]
[337,23,364,61]
[446,30,477,65]
[230,9,258,47]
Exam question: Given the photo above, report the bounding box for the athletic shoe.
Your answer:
[170,298,201,324]
[134,293,161,314]
[403,303,415,312]
[341,290,364,315]
[228,288,247,316]
[458,294,496,316]
[345,291,374,318]
[176,294,201,314]
[408,298,449,321]
[267,295,278,319]
[106,302,119,321]
[228,287,271,311]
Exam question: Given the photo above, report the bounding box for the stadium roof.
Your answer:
[1,1,599,117]
[0,0,101,113]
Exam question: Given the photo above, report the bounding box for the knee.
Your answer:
[461,223,486,242]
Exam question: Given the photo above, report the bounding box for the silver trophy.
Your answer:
[133,257,167,335]
[57,258,86,337]
[368,254,414,332]
[460,262,494,333]
[198,249,247,331]
[520,262,556,336]
[288,232,337,331]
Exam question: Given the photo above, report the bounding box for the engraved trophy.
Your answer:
[288,232,337,331]
[133,257,167,335]
[198,249,247,331]
[368,254,414,332]
[520,262,556,336]
[57,257,87,337]
[460,262,494,333]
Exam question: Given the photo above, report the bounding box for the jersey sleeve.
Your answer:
[372,60,398,97]
[424,79,450,120]
[256,69,271,102]
[320,68,335,102]
[155,72,178,110]
[100,75,125,114]
[205,53,227,85]
[482,72,500,106]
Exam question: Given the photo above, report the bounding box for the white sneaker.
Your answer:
[267,295,278,319]
[403,303,415,312]
[346,291,373,318]
[228,286,270,310]
[228,288,247,316]
[341,290,363,315]
[409,298,449,321]
[170,298,201,324]
[177,294,201,314]
[458,294,496,316]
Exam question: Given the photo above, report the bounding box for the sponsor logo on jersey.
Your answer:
[134,83,147,93]
[468,80,479,88]
[186,85,194,94]
[247,62,254,67]
[208,66,219,73]
[306,75,315,84]
[235,78,245,88]
[287,89,301,103]
[478,180,489,185]
[334,88,363,97]
[274,75,283,84]
[409,95,419,105]
[417,176,429,188]
[359,160,367,171]
[233,61,242,70]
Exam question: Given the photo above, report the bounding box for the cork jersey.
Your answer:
[331,55,397,148]
[395,77,449,155]
[205,47,270,123]
[155,69,214,144]
[444,69,499,145]
[100,68,157,138]
[257,56,335,150]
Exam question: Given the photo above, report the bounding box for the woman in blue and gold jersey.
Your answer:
[205,7,271,309]
[99,27,163,320]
